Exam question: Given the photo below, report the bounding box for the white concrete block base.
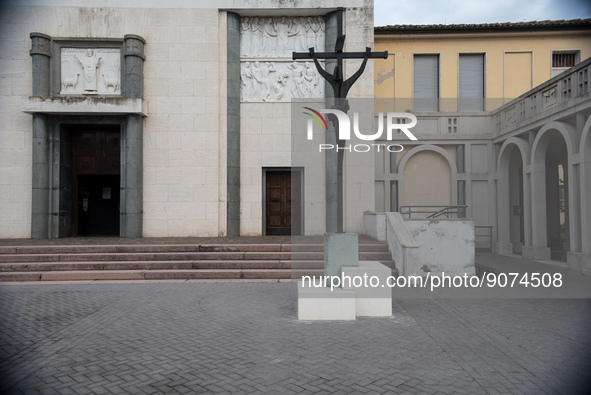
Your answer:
[297,281,356,321]
[297,261,393,320]
[342,261,392,317]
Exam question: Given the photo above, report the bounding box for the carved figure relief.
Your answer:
[61,72,80,92]
[240,16,325,101]
[266,71,290,101]
[240,61,323,102]
[240,16,325,58]
[60,48,121,95]
[76,49,101,93]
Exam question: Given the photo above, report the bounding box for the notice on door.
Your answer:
[102,187,111,199]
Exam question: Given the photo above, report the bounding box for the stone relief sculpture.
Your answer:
[60,48,121,95]
[240,61,323,102]
[61,72,80,92]
[265,71,290,101]
[239,16,325,101]
[240,16,325,58]
[240,61,254,101]
[303,62,321,97]
[251,61,263,101]
[240,17,251,55]
[260,62,276,99]
[75,49,101,93]
[102,61,120,92]
[289,62,309,98]
[261,17,276,55]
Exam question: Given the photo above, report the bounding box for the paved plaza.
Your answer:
[1,254,590,394]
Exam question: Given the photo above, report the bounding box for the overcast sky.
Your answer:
[373,0,591,26]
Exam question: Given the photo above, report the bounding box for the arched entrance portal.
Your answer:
[530,122,573,262]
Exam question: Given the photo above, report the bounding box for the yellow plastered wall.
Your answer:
[374,31,591,111]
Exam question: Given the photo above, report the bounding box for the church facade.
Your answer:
[0,0,375,239]
[1,2,590,275]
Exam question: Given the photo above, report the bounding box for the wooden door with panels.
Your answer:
[265,170,301,235]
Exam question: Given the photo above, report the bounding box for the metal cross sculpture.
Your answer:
[293,7,388,233]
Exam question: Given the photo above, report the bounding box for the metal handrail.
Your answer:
[475,225,493,253]
[399,205,468,219]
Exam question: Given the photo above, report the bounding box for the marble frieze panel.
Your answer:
[240,16,325,102]
[60,48,121,95]
[240,61,323,102]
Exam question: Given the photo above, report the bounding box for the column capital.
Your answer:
[123,34,146,60]
[30,32,51,57]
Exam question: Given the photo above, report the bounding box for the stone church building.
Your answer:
[1,1,590,274]
[0,0,375,239]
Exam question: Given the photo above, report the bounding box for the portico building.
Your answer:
[373,20,591,273]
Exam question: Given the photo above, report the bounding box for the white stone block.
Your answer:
[341,261,392,317]
[9,219,29,238]
[170,9,193,26]
[297,281,356,321]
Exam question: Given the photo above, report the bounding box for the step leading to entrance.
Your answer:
[0,242,397,282]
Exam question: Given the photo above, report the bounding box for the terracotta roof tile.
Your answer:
[375,18,591,33]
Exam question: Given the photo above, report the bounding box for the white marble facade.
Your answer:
[240,16,325,102]
[1,1,376,239]
[60,48,121,95]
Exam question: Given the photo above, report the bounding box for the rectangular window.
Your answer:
[459,54,484,111]
[413,54,439,111]
[552,51,580,78]
[552,52,577,68]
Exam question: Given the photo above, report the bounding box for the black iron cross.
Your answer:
[293,7,388,233]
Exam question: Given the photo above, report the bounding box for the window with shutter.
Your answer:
[459,54,484,111]
[413,54,439,111]
[551,51,580,78]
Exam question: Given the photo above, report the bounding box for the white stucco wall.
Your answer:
[404,218,475,277]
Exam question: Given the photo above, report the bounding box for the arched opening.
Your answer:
[403,150,451,209]
[544,133,569,261]
[508,147,524,253]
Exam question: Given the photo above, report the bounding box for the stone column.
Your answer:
[122,35,145,237]
[31,114,49,238]
[227,12,241,236]
[122,114,143,238]
[123,34,146,98]
[30,33,52,238]
[324,11,338,233]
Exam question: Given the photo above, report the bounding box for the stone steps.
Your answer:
[0,243,396,282]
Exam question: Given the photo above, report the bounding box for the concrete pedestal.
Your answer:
[297,261,393,320]
[341,261,392,317]
[297,281,356,321]
[324,233,358,278]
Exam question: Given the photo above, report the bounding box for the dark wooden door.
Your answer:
[73,129,120,175]
[266,171,301,235]
[72,128,120,235]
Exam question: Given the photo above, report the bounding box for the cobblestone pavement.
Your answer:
[1,278,590,393]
